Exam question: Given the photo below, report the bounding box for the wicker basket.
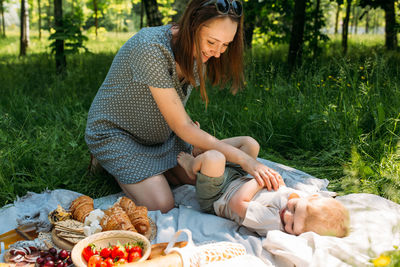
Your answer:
[71,230,151,267]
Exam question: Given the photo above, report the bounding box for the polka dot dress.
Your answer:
[85,25,194,184]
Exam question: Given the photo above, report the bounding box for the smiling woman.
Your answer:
[85,0,283,213]
[197,18,236,62]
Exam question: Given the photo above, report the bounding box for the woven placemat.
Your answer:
[145,217,157,242]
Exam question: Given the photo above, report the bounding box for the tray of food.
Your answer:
[48,195,156,251]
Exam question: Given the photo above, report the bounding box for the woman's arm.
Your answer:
[149,86,282,190]
[228,179,263,218]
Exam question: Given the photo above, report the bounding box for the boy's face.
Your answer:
[280,196,314,235]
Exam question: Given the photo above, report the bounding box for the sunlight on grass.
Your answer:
[0,29,135,56]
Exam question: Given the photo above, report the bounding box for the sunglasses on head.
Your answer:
[201,0,243,17]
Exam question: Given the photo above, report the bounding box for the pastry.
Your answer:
[69,195,94,223]
[100,205,137,232]
[130,206,150,235]
[117,197,150,235]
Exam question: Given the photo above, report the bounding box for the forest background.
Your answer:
[0,0,400,228]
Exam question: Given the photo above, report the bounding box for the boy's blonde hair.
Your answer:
[304,197,350,237]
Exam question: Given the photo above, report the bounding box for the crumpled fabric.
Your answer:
[14,189,83,232]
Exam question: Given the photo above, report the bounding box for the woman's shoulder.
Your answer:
[130,25,172,46]
[124,25,173,57]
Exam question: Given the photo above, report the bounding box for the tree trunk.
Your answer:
[0,0,5,37]
[334,3,340,34]
[383,0,397,50]
[244,22,255,49]
[143,0,162,26]
[20,0,29,56]
[365,11,369,34]
[288,0,307,68]
[93,0,98,36]
[54,0,66,74]
[311,0,321,56]
[38,0,42,40]
[341,0,351,54]
[354,7,359,34]
[350,4,355,34]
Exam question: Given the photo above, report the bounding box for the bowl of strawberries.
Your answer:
[71,230,151,267]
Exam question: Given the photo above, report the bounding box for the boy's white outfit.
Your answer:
[213,177,309,236]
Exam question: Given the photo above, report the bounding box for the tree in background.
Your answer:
[360,0,398,50]
[288,0,307,67]
[171,0,188,22]
[49,6,88,74]
[93,0,98,35]
[243,0,265,48]
[0,0,7,37]
[342,0,351,53]
[53,0,66,73]
[305,0,329,57]
[20,0,29,56]
[333,0,343,34]
[359,6,371,33]
[143,0,162,26]
[86,0,110,35]
[37,0,42,39]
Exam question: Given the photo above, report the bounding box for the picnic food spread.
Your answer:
[50,195,153,250]
[2,195,156,266]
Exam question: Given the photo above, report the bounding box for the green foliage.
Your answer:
[158,0,177,25]
[49,12,89,55]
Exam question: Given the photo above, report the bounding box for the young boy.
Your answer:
[177,136,349,237]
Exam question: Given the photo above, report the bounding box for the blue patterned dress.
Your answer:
[85,25,194,184]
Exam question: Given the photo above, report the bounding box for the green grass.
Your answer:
[0,31,399,209]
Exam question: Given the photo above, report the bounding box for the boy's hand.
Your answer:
[244,158,284,190]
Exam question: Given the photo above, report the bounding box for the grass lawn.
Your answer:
[0,30,399,209]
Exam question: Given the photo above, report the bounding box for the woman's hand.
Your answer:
[242,157,284,191]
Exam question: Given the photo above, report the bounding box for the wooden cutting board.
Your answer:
[51,228,76,251]
[0,224,38,250]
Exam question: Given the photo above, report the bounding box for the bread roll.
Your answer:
[100,205,137,232]
[69,195,94,223]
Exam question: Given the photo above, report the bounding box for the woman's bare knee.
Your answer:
[118,174,175,213]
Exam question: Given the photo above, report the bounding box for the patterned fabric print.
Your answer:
[190,242,247,266]
[85,25,194,184]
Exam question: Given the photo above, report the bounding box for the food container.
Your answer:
[71,230,151,267]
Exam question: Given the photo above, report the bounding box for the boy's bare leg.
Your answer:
[177,150,226,180]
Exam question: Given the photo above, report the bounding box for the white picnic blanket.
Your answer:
[1,158,399,266]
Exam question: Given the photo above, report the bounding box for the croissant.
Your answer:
[118,196,136,215]
[130,206,150,235]
[100,205,137,232]
[117,197,149,235]
[70,195,94,223]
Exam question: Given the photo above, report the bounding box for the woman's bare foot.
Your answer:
[177,152,196,180]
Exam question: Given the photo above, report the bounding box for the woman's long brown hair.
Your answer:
[172,0,244,105]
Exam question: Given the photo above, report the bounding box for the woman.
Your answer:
[85,0,282,212]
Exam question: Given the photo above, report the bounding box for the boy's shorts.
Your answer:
[196,163,247,214]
